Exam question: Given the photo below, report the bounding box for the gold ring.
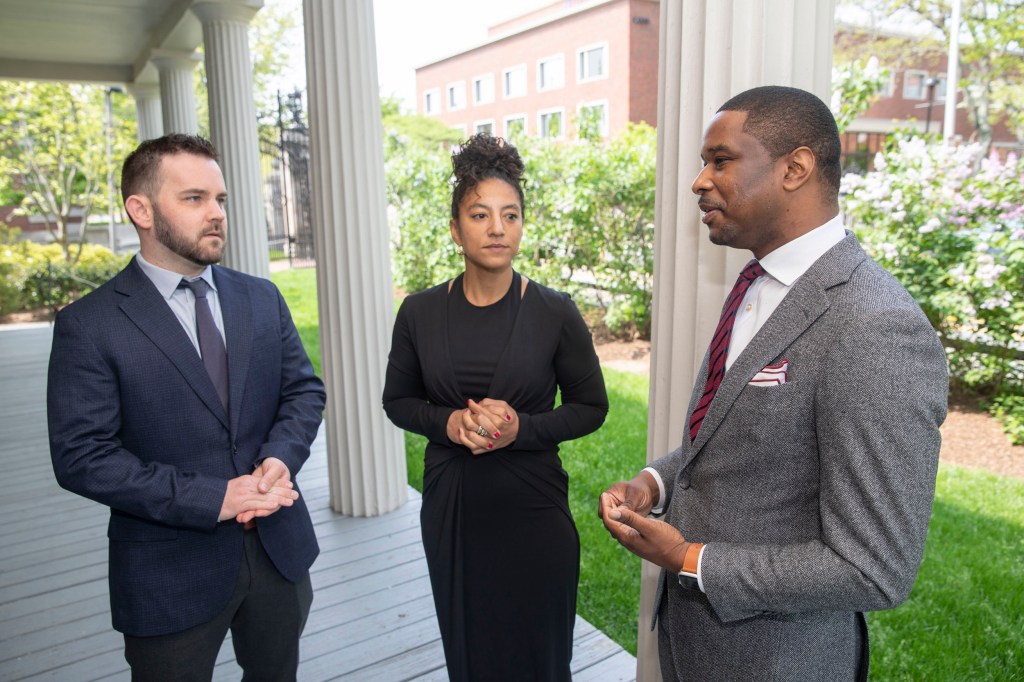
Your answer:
[475,425,488,437]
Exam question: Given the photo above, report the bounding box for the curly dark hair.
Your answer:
[121,133,220,203]
[450,133,525,219]
[718,86,841,201]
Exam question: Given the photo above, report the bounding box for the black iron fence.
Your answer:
[260,91,315,269]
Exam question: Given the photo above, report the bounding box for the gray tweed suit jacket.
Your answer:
[649,233,948,681]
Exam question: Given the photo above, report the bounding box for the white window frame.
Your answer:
[577,99,609,137]
[474,119,496,136]
[447,81,466,111]
[902,69,929,100]
[577,42,609,83]
[933,74,948,101]
[422,87,440,115]
[538,106,566,139]
[537,53,565,92]
[503,114,527,139]
[472,73,495,106]
[502,64,527,99]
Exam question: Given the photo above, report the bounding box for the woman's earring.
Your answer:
[455,244,464,256]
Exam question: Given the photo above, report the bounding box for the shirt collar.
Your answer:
[135,252,216,300]
[759,214,846,287]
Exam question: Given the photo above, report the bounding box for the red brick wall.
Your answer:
[415,0,642,140]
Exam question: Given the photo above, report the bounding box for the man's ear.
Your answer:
[782,147,816,192]
[124,195,153,230]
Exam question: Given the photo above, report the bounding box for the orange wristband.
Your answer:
[681,542,704,575]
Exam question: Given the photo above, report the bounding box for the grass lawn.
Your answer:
[274,267,1024,679]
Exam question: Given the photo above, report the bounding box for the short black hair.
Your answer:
[718,86,841,199]
[450,133,525,219]
[121,133,220,202]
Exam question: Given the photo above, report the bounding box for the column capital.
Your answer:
[191,0,262,25]
[125,82,160,100]
[151,49,202,71]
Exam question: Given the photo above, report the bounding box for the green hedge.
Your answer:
[0,226,128,315]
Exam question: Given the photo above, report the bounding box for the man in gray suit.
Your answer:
[599,86,948,680]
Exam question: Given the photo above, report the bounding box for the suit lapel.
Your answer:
[116,259,229,428]
[686,234,867,457]
[215,267,251,434]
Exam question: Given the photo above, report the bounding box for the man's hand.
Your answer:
[219,458,299,524]
[598,471,659,520]
[254,457,291,494]
[600,504,689,572]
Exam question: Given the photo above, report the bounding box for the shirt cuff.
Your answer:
[642,466,666,515]
[696,544,706,592]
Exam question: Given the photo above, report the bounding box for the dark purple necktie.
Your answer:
[181,278,229,412]
[689,259,765,441]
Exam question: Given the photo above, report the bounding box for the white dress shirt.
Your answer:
[645,215,847,589]
[135,253,227,355]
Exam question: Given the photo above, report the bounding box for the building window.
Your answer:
[504,114,526,140]
[473,74,495,105]
[475,120,495,135]
[878,71,895,98]
[578,100,609,137]
[447,81,466,111]
[539,108,564,138]
[503,64,527,98]
[577,43,608,82]
[902,70,929,100]
[933,74,948,101]
[423,88,440,115]
[537,54,565,91]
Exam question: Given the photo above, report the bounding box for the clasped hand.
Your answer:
[219,456,299,524]
[598,475,689,572]
[447,398,519,455]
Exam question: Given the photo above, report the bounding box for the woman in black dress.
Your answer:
[382,134,608,681]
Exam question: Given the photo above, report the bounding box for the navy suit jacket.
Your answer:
[47,257,325,637]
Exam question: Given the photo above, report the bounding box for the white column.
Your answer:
[192,0,269,279]
[151,52,200,134]
[638,2,836,679]
[127,83,163,142]
[303,0,407,516]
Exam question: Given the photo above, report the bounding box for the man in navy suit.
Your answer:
[47,134,325,681]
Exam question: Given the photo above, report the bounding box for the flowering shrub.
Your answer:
[842,133,1024,442]
[0,225,128,315]
[384,123,656,337]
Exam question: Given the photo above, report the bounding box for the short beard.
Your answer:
[152,205,223,267]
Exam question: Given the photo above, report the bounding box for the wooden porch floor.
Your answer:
[0,323,636,681]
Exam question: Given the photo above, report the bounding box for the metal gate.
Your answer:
[260,91,315,268]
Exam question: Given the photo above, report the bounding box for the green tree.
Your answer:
[0,81,136,263]
[384,122,657,337]
[839,0,1024,152]
[831,56,891,133]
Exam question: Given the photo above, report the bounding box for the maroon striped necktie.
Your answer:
[689,259,765,441]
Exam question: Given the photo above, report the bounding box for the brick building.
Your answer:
[414,0,659,140]
[836,23,1021,170]
[417,1,1020,163]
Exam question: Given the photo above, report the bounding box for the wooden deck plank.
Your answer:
[0,323,636,681]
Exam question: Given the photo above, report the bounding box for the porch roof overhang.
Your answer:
[0,0,234,87]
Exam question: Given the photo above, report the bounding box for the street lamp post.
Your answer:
[105,85,124,252]
[924,77,939,134]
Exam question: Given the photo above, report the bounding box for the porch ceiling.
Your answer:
[0,0,203,86]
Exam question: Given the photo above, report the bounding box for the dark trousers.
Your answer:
[124,529,313,682]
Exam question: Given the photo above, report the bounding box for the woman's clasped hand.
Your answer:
[447,398,519,454]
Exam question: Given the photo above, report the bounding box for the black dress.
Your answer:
[383,272,608,681]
